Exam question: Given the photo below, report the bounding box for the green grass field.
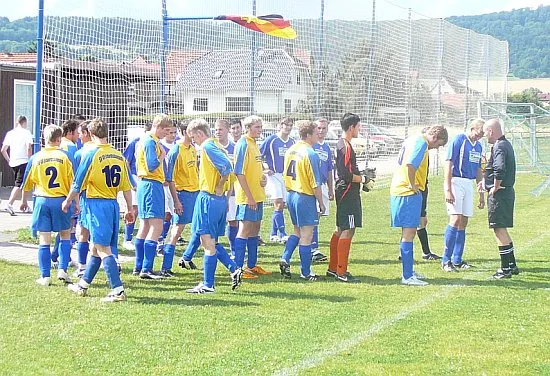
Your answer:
[1,173,549,375]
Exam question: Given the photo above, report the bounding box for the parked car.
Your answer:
[360,123,404,154]
[328,126,380,158]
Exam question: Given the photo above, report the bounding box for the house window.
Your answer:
[296,74,301,85]
[226,97,252,112]
[284,99,292,114]
[213,70,224,79]
[128,84,135,97]
[13,80,36,136]
[193,98,208,112]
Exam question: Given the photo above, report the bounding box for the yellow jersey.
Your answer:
[390,135,429,196]
[136,133,165,183]
[166,141,199,192]
[21,146,74,197]
[72,143,133,199]
[198,138,233,195]
[234,134,266,204]
[283,141,321,196]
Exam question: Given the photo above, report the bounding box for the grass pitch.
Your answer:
[1,173,549,375]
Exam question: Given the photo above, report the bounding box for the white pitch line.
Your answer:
[273,287,455,376]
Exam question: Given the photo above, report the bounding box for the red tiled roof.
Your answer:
[0,52,37,63]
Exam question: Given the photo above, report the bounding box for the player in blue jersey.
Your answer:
[21,125,74,286]
[121,122,152,252]
[185,119,242,293]
[261,117,295,243]
[311,118,334,263]
[157,123,177,254]
[442,119,485,272]
[134,114,174,280]
[72,114,87,150]
[279,120,325,280]
[390,125,448,286]
[63,118,134,302]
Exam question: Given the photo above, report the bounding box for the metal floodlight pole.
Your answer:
[315,0,325,118]
[464,29,471,130]
[160,0,168,114]
[250,0,257,115]
[34,0,45,152]
[365,0,376,124]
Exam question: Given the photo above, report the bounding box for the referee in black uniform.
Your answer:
[479,119,519,279]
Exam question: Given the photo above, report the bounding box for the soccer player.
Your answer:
[390,125,448,286]
[185,119,242,293]
[261,117,295,243]
[63,118,134,302]
[479,119,519,279]
[1,115,33,215]
[121,122,152,251]
[311,118,334,262]
[327,113,368,283]
[21,125,74,285]
[233,116,271,279]
[163,121,199,276]
[157,123,177,254]
[133,114,173,280]
[60,118,79,162]
[279,120,325,281]
[442,119,485,272]
[230,119,243,143]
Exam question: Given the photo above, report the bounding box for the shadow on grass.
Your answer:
[246,290,355,303]
[0,241,37,250]
[132,296,261,306]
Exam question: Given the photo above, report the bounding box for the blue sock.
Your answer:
[103,255,123,289]
[59,240,71,272]
[299,244,312,277]
[124,223,135,242]
[311,226,319,250]
[111,244,119,258]
[271,211,278,237]
[246,236,259,269]
[443,225,458,264]
[452,230,466,265]
[274,210,287,237]
[162,244,176,271]
[143,240,157,272]
[203,254,217,289]
[161,220,171,240]
[234,237,247,268]
[77,241,89,266]
[228,225,238,258]
[216,243,236,273]
[51,234,60,262]
[183,232,201,261]
[400,241,414,279]
[134,238,145,271]
[70,232,77,245]
[38,245,51,278]
[82,255,101,285]
[282,234,300,263]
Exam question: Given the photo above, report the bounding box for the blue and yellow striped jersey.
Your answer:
[21,146,74,197]
[390,135,429,196]
[199,138,233,195]
[72,144,133,199]
[234,134,266,204]
[165,142,199,192]
[283,141,322,196]
[136,133,165,183]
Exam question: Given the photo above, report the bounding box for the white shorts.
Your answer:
[266,173,287,201]
[446,177,474,217]
[227,195,237,221]
[164,185,174,215]
[316,183,330,216]
[131,174,139,206]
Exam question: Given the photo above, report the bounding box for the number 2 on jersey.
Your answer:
[286,160,297,180]
[102,165,122,187]
[45,166,60,189]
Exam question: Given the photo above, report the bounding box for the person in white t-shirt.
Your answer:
[1,115,33,215]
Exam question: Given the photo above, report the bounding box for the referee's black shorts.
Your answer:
[488,188,514,228]
[12,163,27,187]
[420,185,428,217]
[336,194,362,230]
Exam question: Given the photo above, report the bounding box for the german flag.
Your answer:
[214,14,297,40]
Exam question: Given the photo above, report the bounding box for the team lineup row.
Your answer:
[18,112,518,301]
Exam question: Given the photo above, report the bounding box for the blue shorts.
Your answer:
[137,179,165,219]
[235,202,264,222]
[287,191,319,227]
[390,193,422,228]
[85,198,119,247]
[78,191,89,229]
[172,190,199,225]
[191,191,228,238]
[32,196,72,233]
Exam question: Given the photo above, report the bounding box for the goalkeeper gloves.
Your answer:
[360,168,376,192]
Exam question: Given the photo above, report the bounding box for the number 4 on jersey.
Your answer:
[286,160,297,180]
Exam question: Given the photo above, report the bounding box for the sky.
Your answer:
[3,0,550,21]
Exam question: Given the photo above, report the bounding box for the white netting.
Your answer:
[39,0,508,179]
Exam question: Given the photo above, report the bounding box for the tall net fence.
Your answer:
[40,0,508,181]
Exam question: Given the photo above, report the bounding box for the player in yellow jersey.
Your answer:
[163,121,199,276]
[279,120,325,281]
[62,118,134,302]
[390,125,448,286]
[233,115,271,279]
[133,114,174,280]
[21,125,74,286]
[185,119,242,293]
